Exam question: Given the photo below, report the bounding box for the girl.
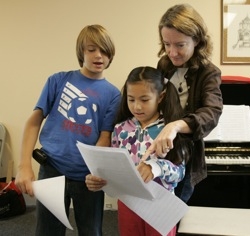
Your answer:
[86,66,192,236]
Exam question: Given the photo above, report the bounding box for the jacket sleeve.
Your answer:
[183,63,223,140]
[144,158,185,184]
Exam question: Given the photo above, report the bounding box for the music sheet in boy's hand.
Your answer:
[76,141,154,200]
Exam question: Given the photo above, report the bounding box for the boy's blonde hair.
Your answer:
[76,24,115,68]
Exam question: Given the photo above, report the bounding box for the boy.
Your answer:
[15,24,121,236]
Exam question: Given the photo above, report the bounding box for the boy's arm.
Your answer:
[15,109,44,196]
[95,131,111,147]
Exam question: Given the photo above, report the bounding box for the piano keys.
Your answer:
[205,142,250,174]
[206,156,250,165]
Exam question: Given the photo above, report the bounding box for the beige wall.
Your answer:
[0,0,249,180]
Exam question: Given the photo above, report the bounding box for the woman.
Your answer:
[143,4,223,203]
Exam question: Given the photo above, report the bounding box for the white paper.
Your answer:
[76,141,188,235]
[77,142,154,200]
[204,105,250,142]
[32,176,73,230]
[120,181,188,235]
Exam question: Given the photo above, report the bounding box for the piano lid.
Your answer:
[222,75,250,84]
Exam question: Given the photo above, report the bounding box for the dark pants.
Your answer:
[175,172,194,203]
[36,164,104,236]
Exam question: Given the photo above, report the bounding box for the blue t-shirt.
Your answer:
[36,70,121,180]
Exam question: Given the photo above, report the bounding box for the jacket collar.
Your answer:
[131,117,164,129]
[166,64,199,81]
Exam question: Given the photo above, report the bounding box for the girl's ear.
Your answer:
[158,90,166,104]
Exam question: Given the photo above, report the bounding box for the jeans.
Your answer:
[36,163,104,236]
[175,172,194,203]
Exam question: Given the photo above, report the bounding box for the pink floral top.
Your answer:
[111,117,185,193]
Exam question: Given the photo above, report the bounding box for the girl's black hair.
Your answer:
[115,66,192,165]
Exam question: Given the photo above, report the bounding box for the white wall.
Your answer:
[0,0,249,187]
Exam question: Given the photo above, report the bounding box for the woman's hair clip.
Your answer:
[164,78,169,84]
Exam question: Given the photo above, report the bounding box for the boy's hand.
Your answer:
[15,165,35,197]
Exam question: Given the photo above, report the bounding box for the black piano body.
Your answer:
[187,78,250,209]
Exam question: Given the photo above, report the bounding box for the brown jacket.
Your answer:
[158,58,223,186]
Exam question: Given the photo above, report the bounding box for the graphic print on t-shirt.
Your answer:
[57,82,97,124]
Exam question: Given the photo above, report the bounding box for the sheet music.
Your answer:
[32,176,73,230]
[76,142,154,200]
[76,141,188,235]
[119,181,188,236]
[204,105,250,142]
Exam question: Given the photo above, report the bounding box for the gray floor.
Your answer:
[0,206,119,236]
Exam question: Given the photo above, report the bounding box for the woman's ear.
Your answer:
[194,38,200,47]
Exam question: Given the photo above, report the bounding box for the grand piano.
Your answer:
[187,76,250,209]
